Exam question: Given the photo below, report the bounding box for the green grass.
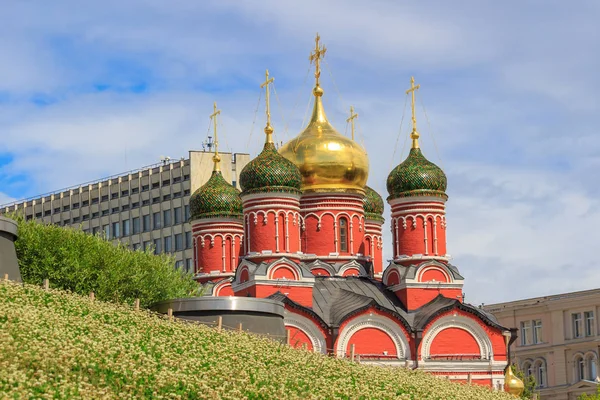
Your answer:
[0,281,514,399]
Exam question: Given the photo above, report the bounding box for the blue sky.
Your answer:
[1,0,599,304]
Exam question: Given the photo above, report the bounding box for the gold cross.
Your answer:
[309,33,327,87]
[346,106,358,141]
[260,69,275,136]
[405,76,421,148]
[209,102,221,170]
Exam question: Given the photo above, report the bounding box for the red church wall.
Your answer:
[420,268,449,283]
[286,326,313,350]
[247,213,276,254]
[395,288,463,311]
[346,327,397,358]
[197,236,224,274]
[436,218,446,256]
[429,327,480,359]
[310,268,331,277]
[236,285,314,308]
[342,268,360,277]
[397,216,425,257]
[270,265,298,280]
[214,282,234,296]
[420,309,507,362]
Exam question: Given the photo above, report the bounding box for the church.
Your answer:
[189,35,518,391]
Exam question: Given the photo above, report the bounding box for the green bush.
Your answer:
[12,215,198,307]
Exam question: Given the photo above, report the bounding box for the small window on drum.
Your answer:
[339,218,348,252]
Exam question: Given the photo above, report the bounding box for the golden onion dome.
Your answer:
[279,86,369,194]
[504,365,524,397]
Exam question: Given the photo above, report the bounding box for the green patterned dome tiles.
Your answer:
[239,142,302,195]
[386,148,447,200]
[364,185,384,221]
[190,171,243,220]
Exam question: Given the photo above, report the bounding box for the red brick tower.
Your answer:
[384,77,463,310]
[189,103,243,283]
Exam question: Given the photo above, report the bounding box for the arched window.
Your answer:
[534,359,546,388]
[586,354,598,381]
[523,361,533,378]
[339,218,348,252]
[576,355,585,381]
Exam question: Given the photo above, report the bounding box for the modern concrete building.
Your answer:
[484,289,600,400]
[0,150,250,273]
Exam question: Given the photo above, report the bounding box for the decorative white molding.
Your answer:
[421,315,493,361]
[284,311,327,354]
[336,314,410,359]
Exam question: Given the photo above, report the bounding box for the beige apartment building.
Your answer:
[485,289,600,400]
[0,150,250,274]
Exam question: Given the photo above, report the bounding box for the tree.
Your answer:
[579,386,600,399]
[12,215,199,307]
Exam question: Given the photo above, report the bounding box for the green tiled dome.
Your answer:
[386,148,447,200]
[190,171,243,220]
[364,186,384,222]
[239,142,302,195]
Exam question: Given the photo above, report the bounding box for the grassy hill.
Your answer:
[0,281,514,399]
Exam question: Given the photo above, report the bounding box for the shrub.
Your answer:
[12,215,198,307]
[0,281,514,399]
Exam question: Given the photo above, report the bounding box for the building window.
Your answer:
[112,222,120,238]
[576,355,585,381]
[163,210,171,227]
[185,231,192,249]
[92,212,99,218]
[339,218,348,252]
[142,199,150,206]
[132,243,140,251]
[587,354,598,381]
[132,187,139,194]
[103,224,110,239]
[183,189,190,196]
[152,197,160,204]
[111,193,118,199]
[175,260,184,269]
[143,240,152,252]
[153,212,161,229]
[73,217,80,223]
[573,313,584,338]
[153,238,162,254]
[523,361,532,378]
[152,182,160,189]
[54,207,60,214]
[162,179,170,186]
[121,204,130,211]
[122,220,130,236]
[533,320,543,344]
[35,212,42,218]
[92,226,99,235]
[72,203,80,209]
[163,194,171,201]
[142,185,149,192]
[585,311,595,337]
[173,176,182,183]
[121,190,129,196]
[44,210,51,217]
[164,236,172,253]
[186,258,193,273]
[82,215,89,221]
[143,214,151,232]
[92,198,99,205]
[183,174,190,181]
[173,191,182,198]
[184,205,190,221]
[520,321,532,346]
[102,209,109,216]
[111,207,119,214]
[101,195,109,202]
[175,233,183,251]
[132,201,139,208]
[82,200,89,206]
[63,205,70,212]
[534,360,546,388]
[174,207,182,224]
[132,217,140,234]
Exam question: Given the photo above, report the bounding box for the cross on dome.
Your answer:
[209,102,221,171]
[347,106,358,141]
[260,69,275,142]
[406,76,421,149]
[309,33,327,93]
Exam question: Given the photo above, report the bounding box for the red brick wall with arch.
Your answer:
[311,268,331,277]
[419,309,507,361]
[196,235,224,274]
[214,282,234,297]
